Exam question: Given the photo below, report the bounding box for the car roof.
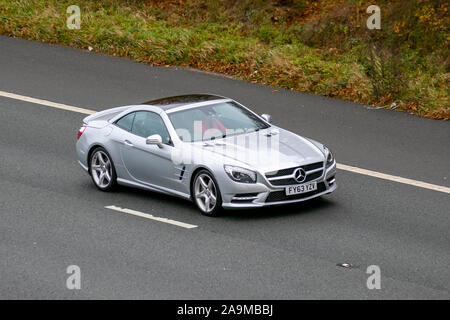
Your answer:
[141,94,228,110]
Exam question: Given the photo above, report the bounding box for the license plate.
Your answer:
[285,181,317,196]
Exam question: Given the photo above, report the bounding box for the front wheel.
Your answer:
[193,170,222,216]
[89,147,117,191]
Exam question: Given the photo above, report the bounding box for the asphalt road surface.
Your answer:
[0,36,449,299]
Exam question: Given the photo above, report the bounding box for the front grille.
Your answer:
[269,170,323,186]
[266,167,295,178]
[265,161,324,186]
[265,182,326,203]
[265,161,323,178]
[303,162,324,171]
[305,170,323,182]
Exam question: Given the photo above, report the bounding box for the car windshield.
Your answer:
[168,101,270,142]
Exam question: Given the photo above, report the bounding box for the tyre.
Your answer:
[192,169,222,216]
[89,147,117,191]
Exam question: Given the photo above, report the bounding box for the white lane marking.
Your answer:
[105,205,198,229]
[337,163,450,194]
[1,90,449,194]
[0,90,95,115]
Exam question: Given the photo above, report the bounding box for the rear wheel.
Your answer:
[193,170,222,216]
[89,147,117,191]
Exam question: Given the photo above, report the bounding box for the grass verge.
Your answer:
[0,0,448,119]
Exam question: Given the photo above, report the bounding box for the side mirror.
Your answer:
[261,113,271,123]
[146,134,163,148]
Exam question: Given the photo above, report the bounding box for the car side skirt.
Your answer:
[116,178,191,200]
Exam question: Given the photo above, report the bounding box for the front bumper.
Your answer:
[221,161,337,209]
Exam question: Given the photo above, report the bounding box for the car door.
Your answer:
[119,111,181,192]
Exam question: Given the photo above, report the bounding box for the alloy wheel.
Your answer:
[91,150,113,188]
[194,173,218,214]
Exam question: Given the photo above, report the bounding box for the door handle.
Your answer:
[123,140,134,147]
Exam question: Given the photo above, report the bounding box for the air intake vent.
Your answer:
[179,166,186,180]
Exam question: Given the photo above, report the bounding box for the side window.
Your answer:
[115,112,135,132]
[132,111,172,145]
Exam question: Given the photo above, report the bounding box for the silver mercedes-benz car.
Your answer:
[76,94,336,216]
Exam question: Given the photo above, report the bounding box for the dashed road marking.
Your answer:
[105,205,198,229]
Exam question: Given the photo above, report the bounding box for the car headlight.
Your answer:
[224,165,257,183]
[324,147,334,167]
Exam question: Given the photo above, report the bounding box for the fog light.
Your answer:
[327,175,336,185]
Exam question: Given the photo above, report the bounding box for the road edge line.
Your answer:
[337,163,450,194]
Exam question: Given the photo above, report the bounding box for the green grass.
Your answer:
[0,0,448,119]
